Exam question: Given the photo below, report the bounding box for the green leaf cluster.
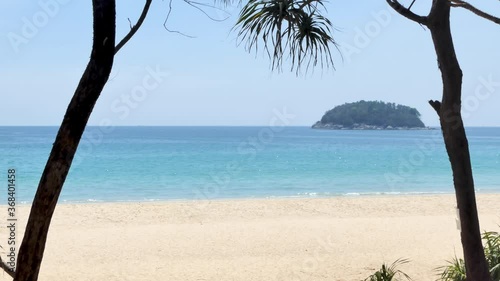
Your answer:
[438,229,500,281]
[364,259,412,281]
[318,100,425,128]
[235,0,336,73]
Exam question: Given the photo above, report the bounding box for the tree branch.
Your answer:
[449,0,500,25]
[386,0,428,25]
[429,99,441,115]
[115,0,152,54]
[0,257,14,278]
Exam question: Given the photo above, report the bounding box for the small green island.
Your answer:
[312,100,429,130]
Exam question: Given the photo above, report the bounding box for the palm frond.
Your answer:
[364,258,412,281]
[483,231,500,280]
[436,257,467,281]
[234,0,337,73]
[436,229,500,281]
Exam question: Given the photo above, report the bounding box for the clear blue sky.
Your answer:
[1,0,499,126]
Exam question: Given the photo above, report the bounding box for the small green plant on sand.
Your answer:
[484,231,500,280]
[364,258,412,281]
[437,257,466,281]
[437,229,500,281]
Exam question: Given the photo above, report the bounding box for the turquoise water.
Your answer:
[1,126,499,203]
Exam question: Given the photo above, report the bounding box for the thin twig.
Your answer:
[386,0,428,25]
[163,0,196,38]
[163,0,231,37]
[408,0,417,10]
[184,0,231,22]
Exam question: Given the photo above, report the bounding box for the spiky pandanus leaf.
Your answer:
[483,231,500,280]
[235,0,336,73]
[437,257,467,281]
[437,230,500,281]
[364,258,412,281]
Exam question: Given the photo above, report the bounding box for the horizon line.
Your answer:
[3,125,499,128]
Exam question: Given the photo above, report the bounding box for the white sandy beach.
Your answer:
[0,194,499,281]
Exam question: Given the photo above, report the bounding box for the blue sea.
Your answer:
[1,126,499,203]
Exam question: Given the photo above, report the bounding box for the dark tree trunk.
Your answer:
[428,0,490,279]
[13,1,116,280]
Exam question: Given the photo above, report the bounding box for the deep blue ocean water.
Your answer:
[1,126,499,203]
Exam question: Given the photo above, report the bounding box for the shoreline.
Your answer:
[9,189,500,205]
[311,124,436,130]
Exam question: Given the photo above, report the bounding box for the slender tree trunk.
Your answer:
[428,0,490,279]
[14,1,116,280]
